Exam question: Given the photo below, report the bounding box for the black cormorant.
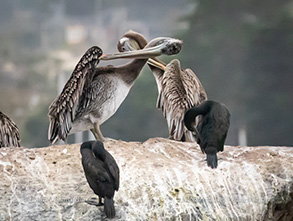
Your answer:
[80,140,119,218]
[184,100,230,168]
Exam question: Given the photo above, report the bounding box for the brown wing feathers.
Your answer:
[48,46,103,144]
[0,111,21,147]
[160,61,187,140]
[160,60,207,141]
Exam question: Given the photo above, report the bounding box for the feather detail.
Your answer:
[157,59,207,141]
[48,46,103,143]
[0,111,21,147]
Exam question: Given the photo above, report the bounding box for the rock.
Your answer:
[0,138,292,220]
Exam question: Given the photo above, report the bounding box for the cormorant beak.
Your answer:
[99,38,182,60]
[192,124,199,134]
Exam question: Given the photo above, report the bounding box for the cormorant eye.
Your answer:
[121,46,126,51]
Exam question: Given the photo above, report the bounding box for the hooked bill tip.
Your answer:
[99,54,106,59]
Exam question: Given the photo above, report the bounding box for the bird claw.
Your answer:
[103,137,116,142]
[85,199,104,207]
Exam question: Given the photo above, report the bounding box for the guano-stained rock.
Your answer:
[0,138,292,220]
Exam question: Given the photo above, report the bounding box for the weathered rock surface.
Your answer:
[0,138,292,220]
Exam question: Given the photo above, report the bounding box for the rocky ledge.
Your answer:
[0,138,292,220]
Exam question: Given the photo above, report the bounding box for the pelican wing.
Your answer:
[160,60,188,140]
[0,111,21,147]
[183,68,207,106]
[161,60,207,141]
[183,68,208,141]
[48,46,103,144]
[147,65,164,109]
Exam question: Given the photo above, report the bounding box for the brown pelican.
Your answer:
[116,32,207,141]
[80,140,119,218]
[149,59,208,142]
[48,33,183,144]
[0,111,21,147]
[184,100,230,168]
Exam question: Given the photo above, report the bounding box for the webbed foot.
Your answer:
[103,137,116,142]
[85,197,104,206]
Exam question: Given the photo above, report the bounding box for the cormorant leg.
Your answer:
[98,196,104,206]
[85,197,104,207]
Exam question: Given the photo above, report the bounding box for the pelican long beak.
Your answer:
[99,48,163,60]
[147,58,166,71]
[99,38,182,60]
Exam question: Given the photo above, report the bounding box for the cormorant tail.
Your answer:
[207,154,218,169]
[104,197,115,218]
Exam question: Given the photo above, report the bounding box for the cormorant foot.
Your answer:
[85,199,104,207]
[103,137,116,142]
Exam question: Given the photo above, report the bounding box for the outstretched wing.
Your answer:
[0,111,21,147]
[160,59,207,141]
[48,46,103,144]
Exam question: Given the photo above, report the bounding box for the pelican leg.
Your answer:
[90,128,99,140]
[91,123,105,141]
[91,123,116,142]
[94,123,105,141]
[168,135,175,140]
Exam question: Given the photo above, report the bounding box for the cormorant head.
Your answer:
[184,109,197,132]
[92,140,106,161]
[80,141,94,154]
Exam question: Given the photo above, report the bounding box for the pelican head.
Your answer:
[117,30,148,53]
[100,35,182,60]
[105,31,169,70]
